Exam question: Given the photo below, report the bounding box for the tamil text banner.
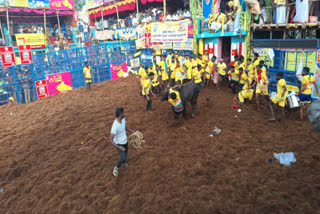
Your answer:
[151,21,188,43]
[45,72,73,96]
[172,38,193,51]
[50,0,74,10]
[15,33,46,49]
[110,62,128,79]
[0,46,16,67]
[18,45,33,64]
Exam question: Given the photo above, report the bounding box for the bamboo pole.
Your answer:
[115,0,120,28]
[100,5,104,30]
[164,0,166,18]
[136,0,139,17]
[44,9,47,36]
[0,20,4,43]
[6,4,11,46]
[56,10,61,32]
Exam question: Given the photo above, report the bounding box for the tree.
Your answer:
[75,0,86,11]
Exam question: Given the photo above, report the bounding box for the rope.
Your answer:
[128,131,145,149]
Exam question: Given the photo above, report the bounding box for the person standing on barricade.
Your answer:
[83,62,92,90]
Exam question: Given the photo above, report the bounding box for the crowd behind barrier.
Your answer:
[0,40,318,106]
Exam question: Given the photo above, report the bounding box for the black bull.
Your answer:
[307,99,320,132]
[160,82,201,118]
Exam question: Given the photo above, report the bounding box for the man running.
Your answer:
[110,107,135,177]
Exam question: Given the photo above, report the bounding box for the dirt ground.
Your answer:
[0,76,319,214]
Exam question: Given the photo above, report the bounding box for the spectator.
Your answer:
[166,12,172,21]
[103,19,109,30]
[172,12,179,21]
[183,9,191,19]
[132,14,138,26]
[152,12,157,22]
[95,20,101,31]
[128,14,133,27]
[159,12,164,21]
[273,0,287,23]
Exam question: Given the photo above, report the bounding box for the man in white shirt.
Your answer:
[166,13,172,21]
[103,20,108,29]
[132,15,138,26]
[110,107,135,177]
[95,20,101,31]
[172,13,179,21]
[183,9,191,19]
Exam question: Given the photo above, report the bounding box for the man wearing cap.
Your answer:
[110,107,135,177]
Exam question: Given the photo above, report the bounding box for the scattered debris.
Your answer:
[235,115,238,118]
[10,112,13,115]
[238,109,242,113]
[209,134,214,137]
[0,189,5,193]
[213,127,221,134]
[273,152,296,166]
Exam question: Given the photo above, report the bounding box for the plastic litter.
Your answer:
[238,109,242,113]
[213,127,221,134]
[273,152,296,166]
[235,115,238,118]
[0,189,5,193]
[209,134,214,137]
[10,112,13,115]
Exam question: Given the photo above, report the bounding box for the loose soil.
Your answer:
[0,76,319,214]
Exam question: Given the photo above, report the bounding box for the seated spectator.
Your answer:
[132,14,138,26]
[152,12,157,22]
[159,12,164,21]
[166,12,173,21]
[95,20,101,31]
[172,12,179,21]
[210,8,226,33]
[224,15,234,32]
[183,9,191,19]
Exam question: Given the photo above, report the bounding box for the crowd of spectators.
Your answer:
[94,6,192,31]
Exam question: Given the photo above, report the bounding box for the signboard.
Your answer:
[130,58,140,68]
[15,33,46,49]
[35,80,49,98]
[117,28,137,41]
[49,0,74,10]
[0,46,16,67]
[45,72,73,96]
[95,30,113,40]
[28,0,50,8]
[285,51,317,72]
[151,21,188,43]
[18,45,33,64]
[317,49,320,63]
[163,42,173,49]
[9,0,29,7]
[110,62,128,79]
[172,39,193,51]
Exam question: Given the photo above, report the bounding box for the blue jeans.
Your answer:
[116,143,128,168]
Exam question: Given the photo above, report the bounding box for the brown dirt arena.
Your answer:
[0,76,319,214]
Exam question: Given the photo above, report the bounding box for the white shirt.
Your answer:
[184,11,191,18]
[172,15,179,21]
[103,20,108,28]
[111,118,127,145]
[132,17,138,26]
[146,16,152,23]
[166,15,172,21]
[95,21,101,30]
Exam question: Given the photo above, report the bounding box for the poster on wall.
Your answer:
[172,39,193,51]
[151,21,188,43]
[28,0,49,8]
[285,51,316,72]
[0,46,16,67]
[130,58,140,68]
[110,62,128,79]
[35,80,49,98]
[15,33,46,49]
[18,45,33,64]
[45,72,73,96]
[49,0,74,10]
[9,0,29,7]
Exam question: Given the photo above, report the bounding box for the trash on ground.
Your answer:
[10,112,13,115]
[235,115,238,118]
[0,189,5,193]
[209,134,214,137]
[238,109,242,113]
[273,152,296,165]
[213,127,221,134]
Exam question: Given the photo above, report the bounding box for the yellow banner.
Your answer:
[10,0,28,7]
[151,21,188,43]
[285,51,317,72]
[15,33,46,46]
[172,38,193,51]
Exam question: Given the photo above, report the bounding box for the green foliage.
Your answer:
[75,0,86,11]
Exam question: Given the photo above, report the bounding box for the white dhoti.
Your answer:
[276,5,287,24]
[211,22,222,32]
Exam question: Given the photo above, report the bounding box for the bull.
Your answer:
[307,99,320,132]
[160,82,201,119]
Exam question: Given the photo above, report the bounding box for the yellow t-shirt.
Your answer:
[205,66,211,79]
[175,67,183,83]
[168,90,182,107]
[276,79,288,99]
[142,79,152,95]
[161,69,169,81]
[253,58,260,69]
[169,61,177,71]
[261,66,266,74]
[157,61,165,71]
[208,60,214,72]
[217,62,227,75]
[256,70,268,90]
[247,64,256,80]
[203,55,209,63]
[167,54,172,62]
[196,58,202,66]
[228,70,240,81]
[152,75,160,87]
[186,60,193,79]
[301,75,315,95]
[234,61,239,72]
[192,68,202,84]
[240,72,249,89]
[83,66,92,79]
[275,0,286,5]
[139,67,148,80]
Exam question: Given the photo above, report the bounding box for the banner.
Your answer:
[28,0,49,8]
[45,72,73,96]
[162,42,172,49]
[172,39,193,51]
[136,25,146,49]
[18,45,33,64]
[95,30,113,40]
[117,28,137,41]
[15,33,46,49]
[9,0,29,7]
[35,80,49,98]
[130,58,140,68]
[188,25,193,38]
[312,63,320,99]
[0,47,16,67]
[49,0,74,10]
[151,21,188,43]
[285,51,317,72]
[110,62,128,79]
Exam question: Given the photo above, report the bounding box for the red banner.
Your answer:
[0,46,16,67]
[35,80,49,99]
[18,45,33,64]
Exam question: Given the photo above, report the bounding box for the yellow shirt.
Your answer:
[169,61,177,71]
[175,67,183,83]
[261,66,266,74]
[276,79,288,99]
[204,66,211,79]
[152,75,160,87]
[157,61,165,71]
[275,0,286,5]
[301,75,315,95]
[208,60,214,72]
[196,58,202,66]
[256,70,268,89]
[253,58,260,69]
[161,69,169,81]
[234,61,239,71]
[228,70,240,81]
[240,72,249,89]
[168,90,182,107]
[83,66,92,78]
[142,79,152,95]
[139,67,148,79]
[167,54,172,62]
[217,62,227,75]
[192,68,202,84]
[203,55,209,63]
[186,60,193,79]
[247,64,256,80]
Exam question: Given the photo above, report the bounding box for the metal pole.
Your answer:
[0,20,4,42]
[136,0,139,16]
[56,10,61,33]
[100,5,104,30]
[164,0,166,18]
[115,0,120,28]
